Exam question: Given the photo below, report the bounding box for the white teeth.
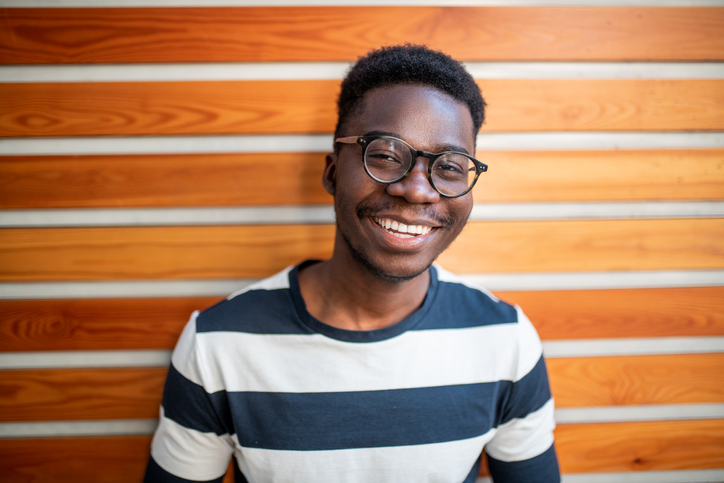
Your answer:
[374,217,432,237]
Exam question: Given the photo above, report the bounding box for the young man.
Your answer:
[145,45,560,483]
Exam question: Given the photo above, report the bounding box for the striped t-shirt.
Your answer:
[146,262,560,483]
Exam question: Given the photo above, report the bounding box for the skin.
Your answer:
[298,84,476,331]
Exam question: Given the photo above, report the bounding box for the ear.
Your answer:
[322,152,337,196]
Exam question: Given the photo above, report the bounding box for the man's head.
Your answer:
[334,44,485,142]
[325,45,486,283]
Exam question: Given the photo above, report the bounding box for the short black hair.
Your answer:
[334,44,485,141]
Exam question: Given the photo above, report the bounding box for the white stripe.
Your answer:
[485,399,556,462]
[543,336,724,358]
[2,202,721,228]
[177,324,541,392]
[561,469,724,483]
[462,270,724,291]
[0,419,158,438]
[0,270,721,300]
[0,350,172,369]
[2,132,723,155]
[555,403,724,423]
[2,62,722,83]
[235,432,494,483]
[1,338,719,370]
[4,0,724,7]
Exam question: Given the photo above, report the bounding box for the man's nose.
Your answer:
[385,157,440,204]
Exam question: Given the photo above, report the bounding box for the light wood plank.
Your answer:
[2,287,722,352]
[555,419,724,473]
[548,354,724,408]
[0,297,220,352]
[1,7,722,64]
[2,150,722,209]
[2,355,721,422]
[0,368,166,422]
[2,79,723,137]
[497,287,724,341]
[1,219,722,281]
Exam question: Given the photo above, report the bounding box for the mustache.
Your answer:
[356,199,455,227]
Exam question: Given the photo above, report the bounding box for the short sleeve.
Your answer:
[145,312,236,482]
[484,307,560,482]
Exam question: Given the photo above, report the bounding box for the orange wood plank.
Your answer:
[0,297,220,352]
[2,288,722,352]
[2,7,722,64]
[555,419,724,473]
[1,219,722,281]
[548,354,724,408]
[0,368,167,422]
[2,355,721,422]
[2,79,723,137]
[0,153,330,209]
[0,436,152,483]
[2,149,722,209]
[498,287,724,340]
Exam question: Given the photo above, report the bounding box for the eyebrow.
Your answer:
[363,130,471,155]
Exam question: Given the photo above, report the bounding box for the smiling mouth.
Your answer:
[373,217,433,239]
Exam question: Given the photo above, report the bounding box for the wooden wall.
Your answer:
[1,2,723,482]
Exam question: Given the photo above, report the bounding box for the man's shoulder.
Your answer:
[194,265,306,335]
[430,264,520,329]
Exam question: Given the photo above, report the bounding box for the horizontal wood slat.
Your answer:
[1,421,722,482]
[498,287,724,341]
[1,7,722,64]
[556,419,724,474]
[2,355,722,422]
[1,219,722,281]
[3,79,723,137]
[548,354,724,408]
[0,297,219,352]
[2,150,723,209]
[2,287,722,352]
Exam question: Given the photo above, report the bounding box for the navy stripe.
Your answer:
[486,444,560,483]
[144,456,225,483]
[229,382,513,450]
[499,356,552,426]
[162,364,233,436]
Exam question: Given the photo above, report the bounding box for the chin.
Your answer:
[341,230,433,283]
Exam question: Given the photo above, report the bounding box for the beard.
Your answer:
[334,197,462,283]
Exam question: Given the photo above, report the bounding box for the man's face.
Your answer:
[324,84,476,282]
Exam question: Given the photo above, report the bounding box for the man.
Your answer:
[145,45,560,483]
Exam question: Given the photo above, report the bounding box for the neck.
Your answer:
[298,243,431,332]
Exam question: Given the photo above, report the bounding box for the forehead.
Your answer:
[350,85,476,154]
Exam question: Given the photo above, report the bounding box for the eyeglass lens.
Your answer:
[364,137,476,196]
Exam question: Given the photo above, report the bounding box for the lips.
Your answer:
[373,216,433,239]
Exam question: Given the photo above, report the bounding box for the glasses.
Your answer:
[335,135,487,198]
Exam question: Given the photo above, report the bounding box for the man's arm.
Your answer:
[144,313,235,482]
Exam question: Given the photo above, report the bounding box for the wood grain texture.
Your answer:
[2,149,722,209]
[497,287,724,340]
[0,297,221,352]
[0,367,167,422]
[2,355,721,422]
[548,354,724,408]
[556,419,724,473]
[0,436,153,483]
[2,287,722,352]
[0,153,330,209]
[2,79,723,137]
[1,7,722,64]
[1,219,723,281]
[1,421,722,481]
